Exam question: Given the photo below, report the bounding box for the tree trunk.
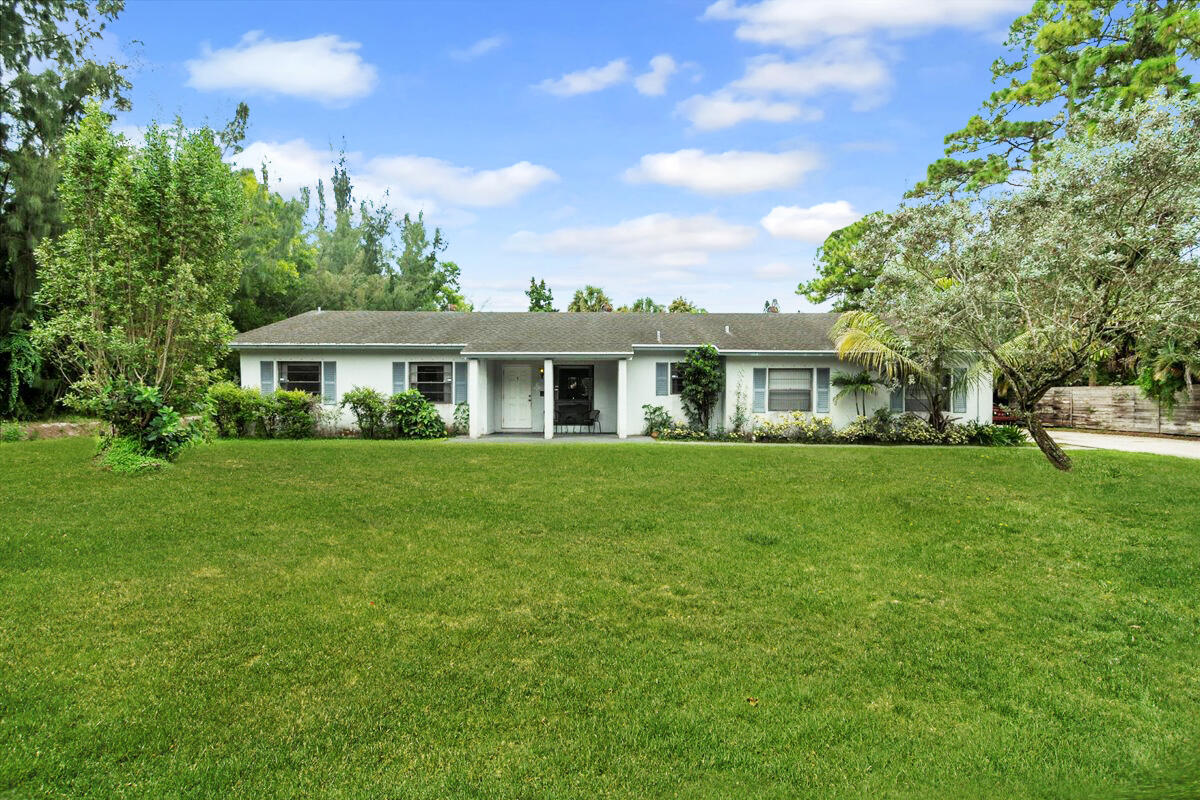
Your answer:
[1026,412,1072,471]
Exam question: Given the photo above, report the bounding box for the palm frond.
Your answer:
[831,311,922,381]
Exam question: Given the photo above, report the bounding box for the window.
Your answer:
[557,366,593,401]
[902,374,952,414]
[278,361,321,395]
[410,362,451,403]
[767,368,812,412]
[669,362,684,394]
[656,362,686,395]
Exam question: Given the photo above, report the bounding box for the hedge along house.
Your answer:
[231,310,994,438]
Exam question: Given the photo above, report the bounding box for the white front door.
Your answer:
[501,364,533,429]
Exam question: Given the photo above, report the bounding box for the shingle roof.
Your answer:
[231,310,841,353]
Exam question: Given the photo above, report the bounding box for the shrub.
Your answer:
[680,344,723,430]
[96,378,195,459]
[641,404,672,435]
[206,382,266,438]
[658,424,743,442]
[754,413,835,443]
[452,402,470,436]
[341,386,388,439]
[95,435,168,475]
[1,421,24,443]
[387,390,446,439]
[267,390,318,439]
[960,421,1025,446]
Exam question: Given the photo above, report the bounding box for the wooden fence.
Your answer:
[1037,385,1200,437]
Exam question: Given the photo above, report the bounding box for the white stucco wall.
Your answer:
[239,349,467,428]
[624,351,689,434]
[238,348,994,435]
[723,356,992,430]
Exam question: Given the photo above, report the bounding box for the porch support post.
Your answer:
[468,358,482,438]
[617,357,629,439]
[543,359,554,439]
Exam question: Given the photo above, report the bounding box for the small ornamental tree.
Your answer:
[852,99,1200,471]
[680,344,723,431]
[33,102,243,423]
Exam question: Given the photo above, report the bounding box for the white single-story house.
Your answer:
[231,310,993,438]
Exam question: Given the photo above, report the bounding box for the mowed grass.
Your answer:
[2,438,1199,799]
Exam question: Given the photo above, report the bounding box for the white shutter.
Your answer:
[952,369,968,414]
[322,361,337,405]
[752,368,767,413]
[260,361,274,394]
[454,362,467,404]
[815,368,830,413]
[392,362,406,395]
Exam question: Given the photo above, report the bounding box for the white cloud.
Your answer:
[703,0,1026,48]
[186,32,378,104]
[634,54,678,96]
[451,35,507,61]
[761,201,860,242]
[233,139,335,197]
[366,155,558,207]
[623,149,820,195]
[753,261,798,279]
[537,59,630,96]
[508,213,757,267]
[732,42,891,108]
[233,140,554,222]
[676,90,820,131]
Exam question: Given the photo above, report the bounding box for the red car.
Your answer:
[993,404,1019,424]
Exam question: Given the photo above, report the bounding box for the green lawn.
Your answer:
[2,438,1198,799]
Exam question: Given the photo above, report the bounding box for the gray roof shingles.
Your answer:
[231,310,842,353]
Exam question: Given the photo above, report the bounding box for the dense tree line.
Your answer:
[800,0,1200,401]
[1,1,468,418]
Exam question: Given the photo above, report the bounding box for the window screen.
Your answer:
[767,368,812,412]
[669,363,684,395]
[411,362,451,403]
[278,361,321,395]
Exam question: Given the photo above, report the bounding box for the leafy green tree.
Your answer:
[914,0,1200,197]
[679,344,723,430]
[389,212,468,310]
[567,285,613,312]
[796,212,884,310]
[853,100,1200,470]
[290,153,469,315]
[525,277,555,311]
[231,166,317,332]
[617,296,664,313]
[1,0,131,415]
[32,103,244,414]
[667,296,705,314]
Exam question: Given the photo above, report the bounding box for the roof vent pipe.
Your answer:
[656,329,662,343]
[725,325,731,335]
[317,306,322,313]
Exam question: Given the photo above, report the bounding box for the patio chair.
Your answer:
[582,409,600,433]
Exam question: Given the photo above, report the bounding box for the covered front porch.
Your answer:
[466,356,631,439]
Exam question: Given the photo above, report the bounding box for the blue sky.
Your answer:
[105,0,1028,311]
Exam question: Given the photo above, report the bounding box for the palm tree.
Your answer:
[831,310,955,431]
[831,370,879,416]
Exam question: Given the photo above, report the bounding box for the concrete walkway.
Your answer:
[1051,430,1200,460]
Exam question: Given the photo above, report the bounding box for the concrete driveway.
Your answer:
[1051,430,1200,460]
